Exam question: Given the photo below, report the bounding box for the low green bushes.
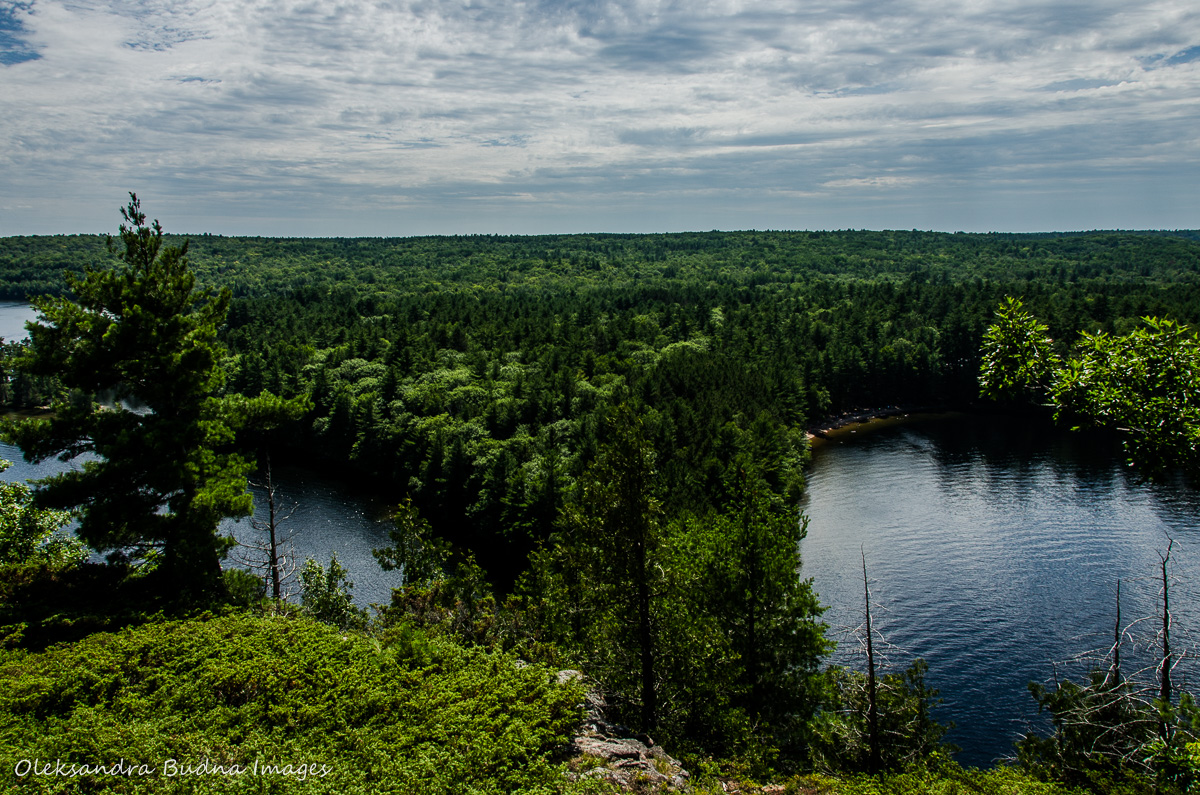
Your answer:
[0,611,592,794]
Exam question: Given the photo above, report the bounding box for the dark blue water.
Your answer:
[1,304,399,610]
[0,301,38,342]
[800,413,1200,766]
[220,468,397,608]
[6,295,1199,764]
[0,441,399,610]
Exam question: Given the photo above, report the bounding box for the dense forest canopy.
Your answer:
[4,229,1200,301]
[7,224,1200,790]
[6,228,1200,590]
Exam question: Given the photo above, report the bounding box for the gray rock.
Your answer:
[556,670,691,792]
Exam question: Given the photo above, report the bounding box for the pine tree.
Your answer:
[5,194,299,597]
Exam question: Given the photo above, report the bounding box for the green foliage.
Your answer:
[663,475,830,768]
[519,417,829,772]
[0,612,590,794]
[380,554,503,649]
[979,297,1058,402]
[3,196,243,593]
[1051,318,1200,478]
[790,759,1086,795]
[1016,671,1200,794]
[201,230,1200,587]
[221,568,265,608]
[0,459,82,567]
[299,555,368,631]
[0,562,163,651]
[12,225,1200,783]
[980,298,1200,478]
[8,228,1188,587]
[373,497,452,587]
[2,195,305,597]
[551,405,665,734]
[811,660,952,775]
[1,338,62,410]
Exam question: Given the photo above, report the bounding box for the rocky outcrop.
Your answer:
[557,670,690,792]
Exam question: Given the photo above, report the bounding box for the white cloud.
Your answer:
[1,0,1198,234]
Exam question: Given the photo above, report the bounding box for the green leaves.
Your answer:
[0,612,587,794]
[811,659,950,775]
[373,498,451,587]
[2,196,298,596]
[979,297,1059,402]
[981,298,1200,479]
[300,555,367,631]
[520,420,829,769]
[0,459,80,567]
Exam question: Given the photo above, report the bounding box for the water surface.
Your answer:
[0,440,398,609]
[800,412,1200,765]
[6,407,1200,766]
[0,302,37,342]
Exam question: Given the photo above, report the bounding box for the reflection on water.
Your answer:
[0,302,37,342]
[7,409,1200,766]
[0,440,399,609]
[801,412,1200,766]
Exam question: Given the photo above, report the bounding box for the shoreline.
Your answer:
[806,404,961,443]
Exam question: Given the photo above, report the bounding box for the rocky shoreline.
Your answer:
[807,404,957,440]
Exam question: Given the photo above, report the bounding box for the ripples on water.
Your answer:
[0,440,399,609]
[220,471,397,608]
[800,413,1200,765]
[6,405,1200,766]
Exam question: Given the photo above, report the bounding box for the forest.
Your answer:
[3,208,1200,794]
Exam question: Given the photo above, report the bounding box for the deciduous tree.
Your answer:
[980,296,1200,478]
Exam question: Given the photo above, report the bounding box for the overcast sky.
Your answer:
[1,0,1198,236]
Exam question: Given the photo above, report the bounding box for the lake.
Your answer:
[1,300,400,602]
[0,301,38,342]
[0,440,400,608]
[4,385,1199,764]
[800,412,1200,765]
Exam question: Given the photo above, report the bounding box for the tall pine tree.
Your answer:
[6,194,297,597]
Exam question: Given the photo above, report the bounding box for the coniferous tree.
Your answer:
[553,404,664,734]
[4,194,298,597]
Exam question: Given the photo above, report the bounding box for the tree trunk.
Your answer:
[1159,541,1173,742]
[265,453,281,604]
[863,549,880,774]
[636,532,657,734]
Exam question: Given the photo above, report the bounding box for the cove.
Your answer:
[6,404,1200,767]
[0,439,399,608]
[800,411,1200,766]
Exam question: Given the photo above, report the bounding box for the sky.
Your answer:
[1,0,1198,237]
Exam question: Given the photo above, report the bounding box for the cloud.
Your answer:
[0,1,40,65]
[1,0,1199,234]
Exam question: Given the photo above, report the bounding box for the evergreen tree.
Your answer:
[699,474,830,750]
[4,194,294,597]
[556,404,665,734]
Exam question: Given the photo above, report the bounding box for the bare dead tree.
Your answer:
[1019,537,1198,782]
[863,547,881,774]
[1104,578,1121,689]
[232,452,299,606]
[811,548,948,774]
[1159,538,1174,742]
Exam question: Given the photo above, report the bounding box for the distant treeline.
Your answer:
[5,229,1200,586]
[4,228,1200,301]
